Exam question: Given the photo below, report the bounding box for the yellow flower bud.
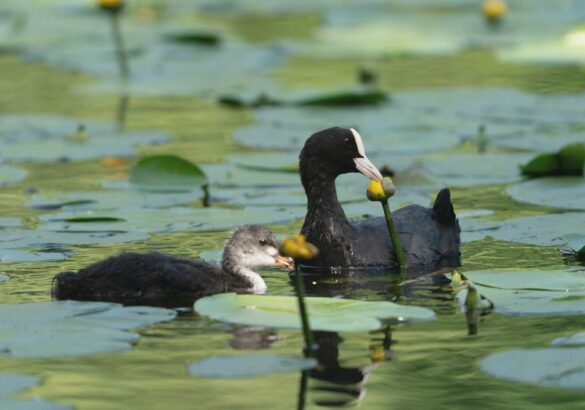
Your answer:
[482,0,507,20]
[366,177,395,202]
[281,234,319,261]
[370,346,387,362]
[98,0,124,12]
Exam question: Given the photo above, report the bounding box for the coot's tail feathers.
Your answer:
[433,188,457,226]
[52,271,81,300]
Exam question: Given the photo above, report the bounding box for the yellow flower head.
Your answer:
[98,0,124,12]
[281,234,319,261]
[366,177,395,202]
[482,0,507,20]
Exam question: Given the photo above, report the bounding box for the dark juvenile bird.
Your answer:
[299,127,461,274]
[52,225,292,307]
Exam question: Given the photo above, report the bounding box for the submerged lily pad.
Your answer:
[481,348,585,390]
[507,177,585,211]
[486,213,585,246]
[0,301,176,357]
[130,155,208,192]
[194,293,435,332]
[455,270,585,316]
[188,354,317,378]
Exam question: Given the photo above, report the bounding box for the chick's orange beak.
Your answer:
[274,255,295,271]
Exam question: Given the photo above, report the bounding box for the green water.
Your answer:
[1,10,585,409]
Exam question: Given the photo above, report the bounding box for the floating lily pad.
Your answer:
[507,177,585,211]
[0,373,39,395]
[0,301,176,357]
[486,213,585,246]
[38,206,302,234]
[188,354,317,378]
[0,275,8,282]
[521,143,585,177]
[0,249,69,264]
[0,217,22,228]
[455,270,585,316]
[194,293,435,332]
[552,331,585,346]
[563,234,585,255]
[27,189,203,211]
[0,164,27,187]
[481,348,585,390]
[0,230,149,249]
[130,155,208,192]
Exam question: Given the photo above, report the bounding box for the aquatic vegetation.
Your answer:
[0,373,71,409]
[188,354,317,378]
[507,177,585,211]
[194,293,436,332]
[563,234,585,257]
[521,143,585,177]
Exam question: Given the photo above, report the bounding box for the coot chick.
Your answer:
[52,225,292,307]
[299,127,461,274]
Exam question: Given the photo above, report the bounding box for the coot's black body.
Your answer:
[52,225,286,307]
[299,127,461,274]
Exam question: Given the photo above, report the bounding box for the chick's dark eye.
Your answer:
[259,239,268,246]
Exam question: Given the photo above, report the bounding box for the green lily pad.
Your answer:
[553,331,585,346]
[481,348,585,390]
[0,249,69,264]
[27,189,203,211]
[0,230,149,249]
[455,270,585,316]
[38,206,302,234]
[564,233,585,255]
[194,293,435,332]
[0,301,176,357]
[164,30,222,46]
[521,143,585,177]
[0,217,22,228]
[0,164,27,187]
[227,152,299,173]
[507,177,585,211]
[487,213,585,246]
[188,354,317,378]
[130,155,208,192]
[0,373,39,395]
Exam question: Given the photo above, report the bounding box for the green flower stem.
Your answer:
[108,11,129,80]
[294,262,314,357]
[381,199,407,276]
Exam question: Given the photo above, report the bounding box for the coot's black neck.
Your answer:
[299,153,351,236]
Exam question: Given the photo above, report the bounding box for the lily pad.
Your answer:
[0,230,149,249]
[507,177,585,211]
[0,217,22,228]
[38,206,302,234]
[130,155,208,192]
[0,275,7,282]
[553,331,585,346]
[486,213,585,246]
[521,143,585,177]
[0,249,69,264]
[455,270,585,316]
[0,373,39,395]
[27,189,203,211]
[0,301,176,357]
[194,293,435,332]
[563,233,585,255]
[188,354,317,378]
[0,164,27,187]
[481,348,585,390]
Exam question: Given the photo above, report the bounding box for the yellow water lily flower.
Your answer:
[98,0,123,11]
[366,177,395,202]
[281,234,319,261]
[482,0,507,20]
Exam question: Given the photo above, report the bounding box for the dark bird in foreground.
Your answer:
[299,127,461,274]
[52,225,292,307]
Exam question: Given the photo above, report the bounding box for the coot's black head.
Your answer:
[299,127,383,180]
[223,225,292,271]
